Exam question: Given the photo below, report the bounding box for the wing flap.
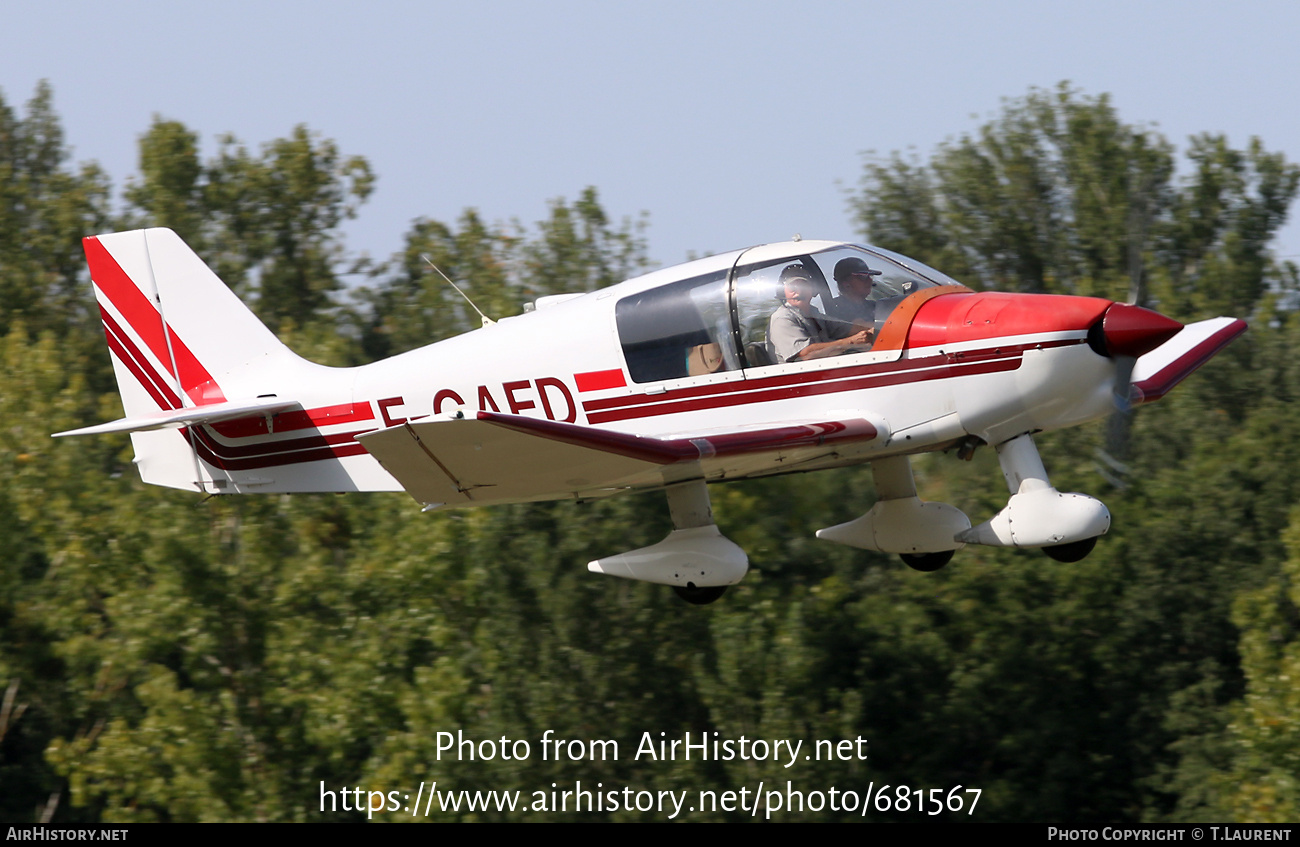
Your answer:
[355,416,671,506]
[356,412,882,508]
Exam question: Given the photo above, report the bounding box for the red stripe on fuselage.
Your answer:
[193,426,371,459]
[582,339,1080,424]
[187,428,371,471]
[575,369,627,391]
[209,402,375,438]
[99,306,376,469]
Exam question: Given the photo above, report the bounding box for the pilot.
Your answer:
[768,265,872,363]
[825,256,883,337]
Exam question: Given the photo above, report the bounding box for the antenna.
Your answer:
[421,254,496,327]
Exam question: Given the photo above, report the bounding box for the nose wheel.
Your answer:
[899,550,955,572]
[1042,536,1099,563]
[673,584,728,605]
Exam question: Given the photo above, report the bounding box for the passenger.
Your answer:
[768,266,872,363]
[825,256,882,337]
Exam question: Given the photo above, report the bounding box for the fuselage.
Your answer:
[196,240,1147,494]
[66,227,1243,589]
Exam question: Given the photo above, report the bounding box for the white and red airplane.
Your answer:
[56,229,1245,603]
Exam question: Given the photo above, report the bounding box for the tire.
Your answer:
[673,584,728,605]
[899,550,955,572]
[1042,537,1098,563]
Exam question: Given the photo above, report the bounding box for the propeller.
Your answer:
[1090,301,1182,488]
[1095,174,1160,488]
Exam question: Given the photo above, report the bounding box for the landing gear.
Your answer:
[817,455,970,560]
[1042,536,1098,563]
[588,481,747,600]
[673,584,728,605]
[957,434,1111,550]
[899,550,955,572]
[817,436,1111,572]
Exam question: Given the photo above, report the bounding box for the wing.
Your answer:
[355,411,883,508]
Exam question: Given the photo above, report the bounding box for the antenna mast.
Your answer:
[421,254,496,327]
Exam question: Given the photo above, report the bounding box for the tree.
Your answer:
[0,82,111,337]
[1208,509,1300,822]
[127,119,374,334]
[851,84,1300,822]
[10,81,1300,823]
[39,180,664,821]
[854,83,1298,321]
[357,188,647,361]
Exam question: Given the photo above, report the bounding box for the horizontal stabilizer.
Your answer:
[52,397,302,438]
[357,412,881,508]
[1131,317,1248,404]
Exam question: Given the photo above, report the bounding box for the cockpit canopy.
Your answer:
[616,243,963,384]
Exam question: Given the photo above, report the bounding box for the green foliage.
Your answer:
[1212,511,1300,821]
[127,118,374,336]
[855,83,1299,322]
[357,187,647,361]
[851,83,1300,821]
[124,119,204,242]
[0,83,111,338]
[355,209,517,359]
[1157,497,1300,823]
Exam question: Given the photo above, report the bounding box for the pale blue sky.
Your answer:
[4,0,1298,271]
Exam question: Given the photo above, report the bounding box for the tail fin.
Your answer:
[84,228,304,411]
[66,228,397,494]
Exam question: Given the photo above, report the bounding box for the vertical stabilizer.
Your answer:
[85,228,306,411]
[80,228,395,494]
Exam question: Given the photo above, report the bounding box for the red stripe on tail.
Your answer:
[84,235,227,405]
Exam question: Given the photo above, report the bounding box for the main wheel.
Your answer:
[899,550,955,572]
[1043,537,1098,563]
[673,584,728,605]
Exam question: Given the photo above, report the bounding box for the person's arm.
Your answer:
[789,329,872,360]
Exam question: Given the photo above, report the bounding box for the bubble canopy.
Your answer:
[615,243,964,384]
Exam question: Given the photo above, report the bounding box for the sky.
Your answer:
[3,0,1298,274]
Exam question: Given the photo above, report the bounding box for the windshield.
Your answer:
[732,245,957,365]
[863,244,966,287]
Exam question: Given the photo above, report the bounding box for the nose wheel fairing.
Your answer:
[588,524,748,588]
[957,433,1110,548]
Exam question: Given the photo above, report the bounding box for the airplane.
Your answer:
[55,228,1246,604]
